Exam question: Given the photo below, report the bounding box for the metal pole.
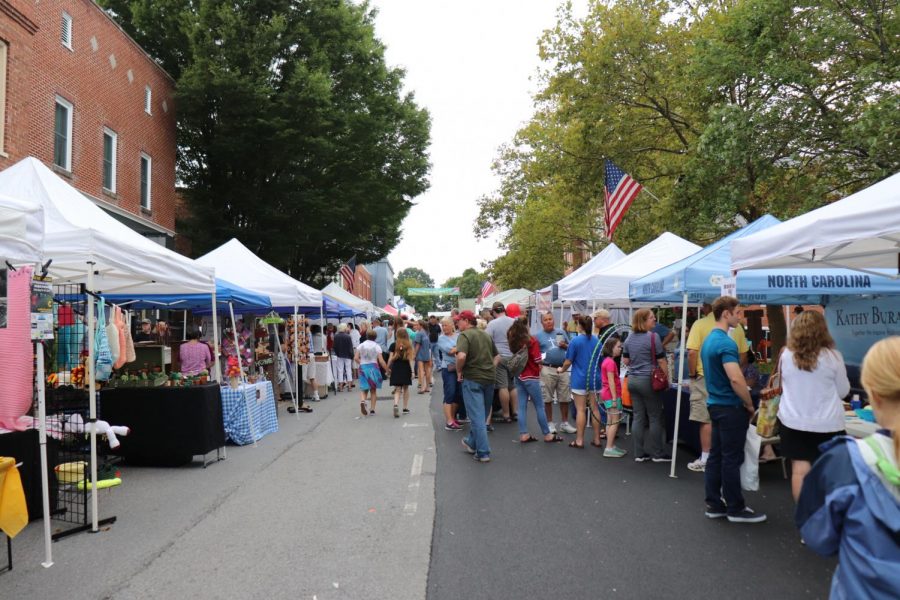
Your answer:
[183,310,188,341]
[229,302,257,447]
[669,292,690,478]
[211,289,221,382]
[293,306,300,419]
[86,263,99,531]
[36,342,53,567]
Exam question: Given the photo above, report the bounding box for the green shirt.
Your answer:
[457,328,498,386]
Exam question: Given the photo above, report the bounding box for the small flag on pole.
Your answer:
[604,159,642,240]
[480,281,497,301]
[340,256,357,291]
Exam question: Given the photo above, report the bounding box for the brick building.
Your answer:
[0,0,178,247]
[352,264,372,301]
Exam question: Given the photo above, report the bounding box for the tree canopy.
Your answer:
[100,0,431,284]
[478,0,898,289]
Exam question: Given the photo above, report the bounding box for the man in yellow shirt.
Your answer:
[685,303,749,472]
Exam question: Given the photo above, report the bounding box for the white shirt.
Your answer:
[357,340,381,365]
[778,348,850,433]
[349,329,361,349]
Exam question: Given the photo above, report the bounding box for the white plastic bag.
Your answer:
[740,425,762,491]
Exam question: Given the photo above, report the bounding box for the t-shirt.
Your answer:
[414,330,432,360]
[428,323,441,344]
[519,337,542,381]
[600,357,621,401]
[435,333,458,369]
[621,332,665,377]
[687,314,749,376]
[457,328,498,386]
[700,328,741,406]
[373,326,388,353]
[179,342,211,376]
[566,334,601,391]
[652,323,671,341]
[778,348,850,433]
[535,328,569,366]
[485,314,515,357]
[357,340,381,365]
[349,328,361,349]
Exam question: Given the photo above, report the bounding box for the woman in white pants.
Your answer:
[332,323,355,391]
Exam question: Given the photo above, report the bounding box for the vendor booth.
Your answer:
[321,282,376,318]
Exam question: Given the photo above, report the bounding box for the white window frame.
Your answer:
[140,153,152,211]
[102,128,117,193]
[61,12,73,51]
[54,96,73,172]
[144,86,152,115]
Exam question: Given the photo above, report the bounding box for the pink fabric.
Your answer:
[123,313,136,363]
[179,341,212,376]
[0,266,35,430]
[113,306,127,369]
[600,357,621,401]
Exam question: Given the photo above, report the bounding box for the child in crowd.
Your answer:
[599,336,627,458]
[388,328,415,418]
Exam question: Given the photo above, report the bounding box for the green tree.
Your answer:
[394,267,439,313]
[443,268,484,299]
[99,0,431,283]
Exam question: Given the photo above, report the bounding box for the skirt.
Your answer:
[359,363,383,392]
[778,420,844,463]
[390,360,413,387]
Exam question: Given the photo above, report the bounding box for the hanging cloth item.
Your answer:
[123,311,136,363]
[106,306,121,367]
[113,306,127,369]
[94,298,114,381]
[0,266,35,430]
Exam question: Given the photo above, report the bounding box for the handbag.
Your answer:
[756,352,783,437]
[650,333,669,391]
[94,300,114,382]
[506,346,529,377]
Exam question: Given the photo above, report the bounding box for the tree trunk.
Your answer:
[767,305,787,360]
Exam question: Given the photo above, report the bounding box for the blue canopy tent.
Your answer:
[104,277,272,311]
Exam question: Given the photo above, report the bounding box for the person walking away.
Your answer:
[306,324,326,402]
[485,302,518,422]
[180,330,212,376]
[387,328,414,417]
[558,315,602,449]
[778,311,850,501]
[415,319,433,393]
[535,312,577,434]
[796,336,900,598]
[702,296,765,523]
[456,310,500,462]
[355,330,389,416]
[508,319,563,444]
[623,309,670,463]
[436,317,463,430]
[686,303,750,472]
[332,324,354,392]
[600,337,627,457]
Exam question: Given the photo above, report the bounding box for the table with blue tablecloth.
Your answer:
[220,381,278,445]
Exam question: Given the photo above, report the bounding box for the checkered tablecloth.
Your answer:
[220,381,278,445]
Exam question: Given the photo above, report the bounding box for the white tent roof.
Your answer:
[0,191,44,264]
[586,232,702,303]
[483,288,534,308]
[322,282,377,316]
[541,244,626,301]
[197,238,322,308]
[732,172,900,276]
[0,157,214,294]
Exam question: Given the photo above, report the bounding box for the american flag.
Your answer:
[340,256,356,291]
[604,159,642,240]
[480,280,496,300]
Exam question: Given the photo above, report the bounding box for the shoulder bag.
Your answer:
[650,333,669,391]
[756,350,783,437]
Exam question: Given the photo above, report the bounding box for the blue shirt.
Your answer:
[652,323,670,342]
[700,328,741,406]
[415,330,432,360]
[373,326,388,352]
[435,333,458,369]
[535,328,569,366]
[566,334,601,391]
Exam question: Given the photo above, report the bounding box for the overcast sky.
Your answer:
[369,0,585,285]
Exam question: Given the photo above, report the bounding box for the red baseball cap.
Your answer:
[506,303,521,318]
[457,310,477,323]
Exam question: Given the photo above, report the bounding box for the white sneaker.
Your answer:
[559,422,577,434]
[548,422,557,434]
[687,458,706,472]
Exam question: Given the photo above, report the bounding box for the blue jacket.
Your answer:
[795,431,900,599]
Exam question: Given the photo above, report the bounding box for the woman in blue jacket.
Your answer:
[796,336,900,599]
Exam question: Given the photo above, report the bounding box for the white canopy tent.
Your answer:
[731,172,900,277]
[541,243,626,301]
[0,192,44,264]
[482,288,534,309]
[321,282,377,317]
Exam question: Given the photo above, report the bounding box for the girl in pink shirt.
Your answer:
[599,336,627,457]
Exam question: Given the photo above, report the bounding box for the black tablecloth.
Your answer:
[100,384,225,466]
[0,429,58,521]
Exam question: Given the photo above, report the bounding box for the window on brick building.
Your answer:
[61,12,73,50]
[144,86,152,114]
[103,128,117,192]
[140,153,151,211]
[54,96,73,171]
[0,41,6,155]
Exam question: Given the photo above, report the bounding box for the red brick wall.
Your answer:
[1,0,177,233]
[353,266,372,301]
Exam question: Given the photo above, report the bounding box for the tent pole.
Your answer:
[86,263,99,531]
[183,310,187,341]
[36,342,53,567]
[230,302,258,447]
[669,293,689,478]
[293,306,300,420]
[211,289,221,382]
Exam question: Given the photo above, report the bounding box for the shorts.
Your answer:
[494,358,514,390]
[571,389,587,396]
[778,421,844,463]
[689,377,710,423]
[540,366,570,403]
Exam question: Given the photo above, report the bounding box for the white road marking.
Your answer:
[403,453,424,515]
[402,422,428,428]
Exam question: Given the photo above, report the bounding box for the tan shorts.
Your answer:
[689,376,710,423]
[540,366,571,403]
[494,358,515,390]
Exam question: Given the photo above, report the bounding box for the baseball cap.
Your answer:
[506,303,521,318]
[458,310,477,323]
[491,302,505,313]
[141,318,151,324]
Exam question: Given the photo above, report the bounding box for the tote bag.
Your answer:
[94,300,114,381]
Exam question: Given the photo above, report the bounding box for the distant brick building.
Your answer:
[0,0,178,247]
[352,265,372,301]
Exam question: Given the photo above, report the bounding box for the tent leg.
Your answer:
[183,310,188,341]
[293,307,300,420]
[669,293,690,479]
[229,302,257,447]
[87,264,99,532]
[36,342,53,568]
[211,291,221,383]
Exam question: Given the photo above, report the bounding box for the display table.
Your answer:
[101,384,226,466]
[220,381,278,445]
[0,430,57,521]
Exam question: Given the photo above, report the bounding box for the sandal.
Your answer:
[519,435,538,444]
[501,416,514,424]
[569,441,584,449]
[360,402,368,416]
[590,441,603,448]
[544,434,564,443]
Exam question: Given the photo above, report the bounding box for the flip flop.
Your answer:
[569,441,584,449]
[590,441,603,448]
[545,435,564,443]
[519,435,539,444]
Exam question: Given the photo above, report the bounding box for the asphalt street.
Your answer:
[425,378,837,600]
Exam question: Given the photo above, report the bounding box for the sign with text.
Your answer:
[825,296,900,367]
